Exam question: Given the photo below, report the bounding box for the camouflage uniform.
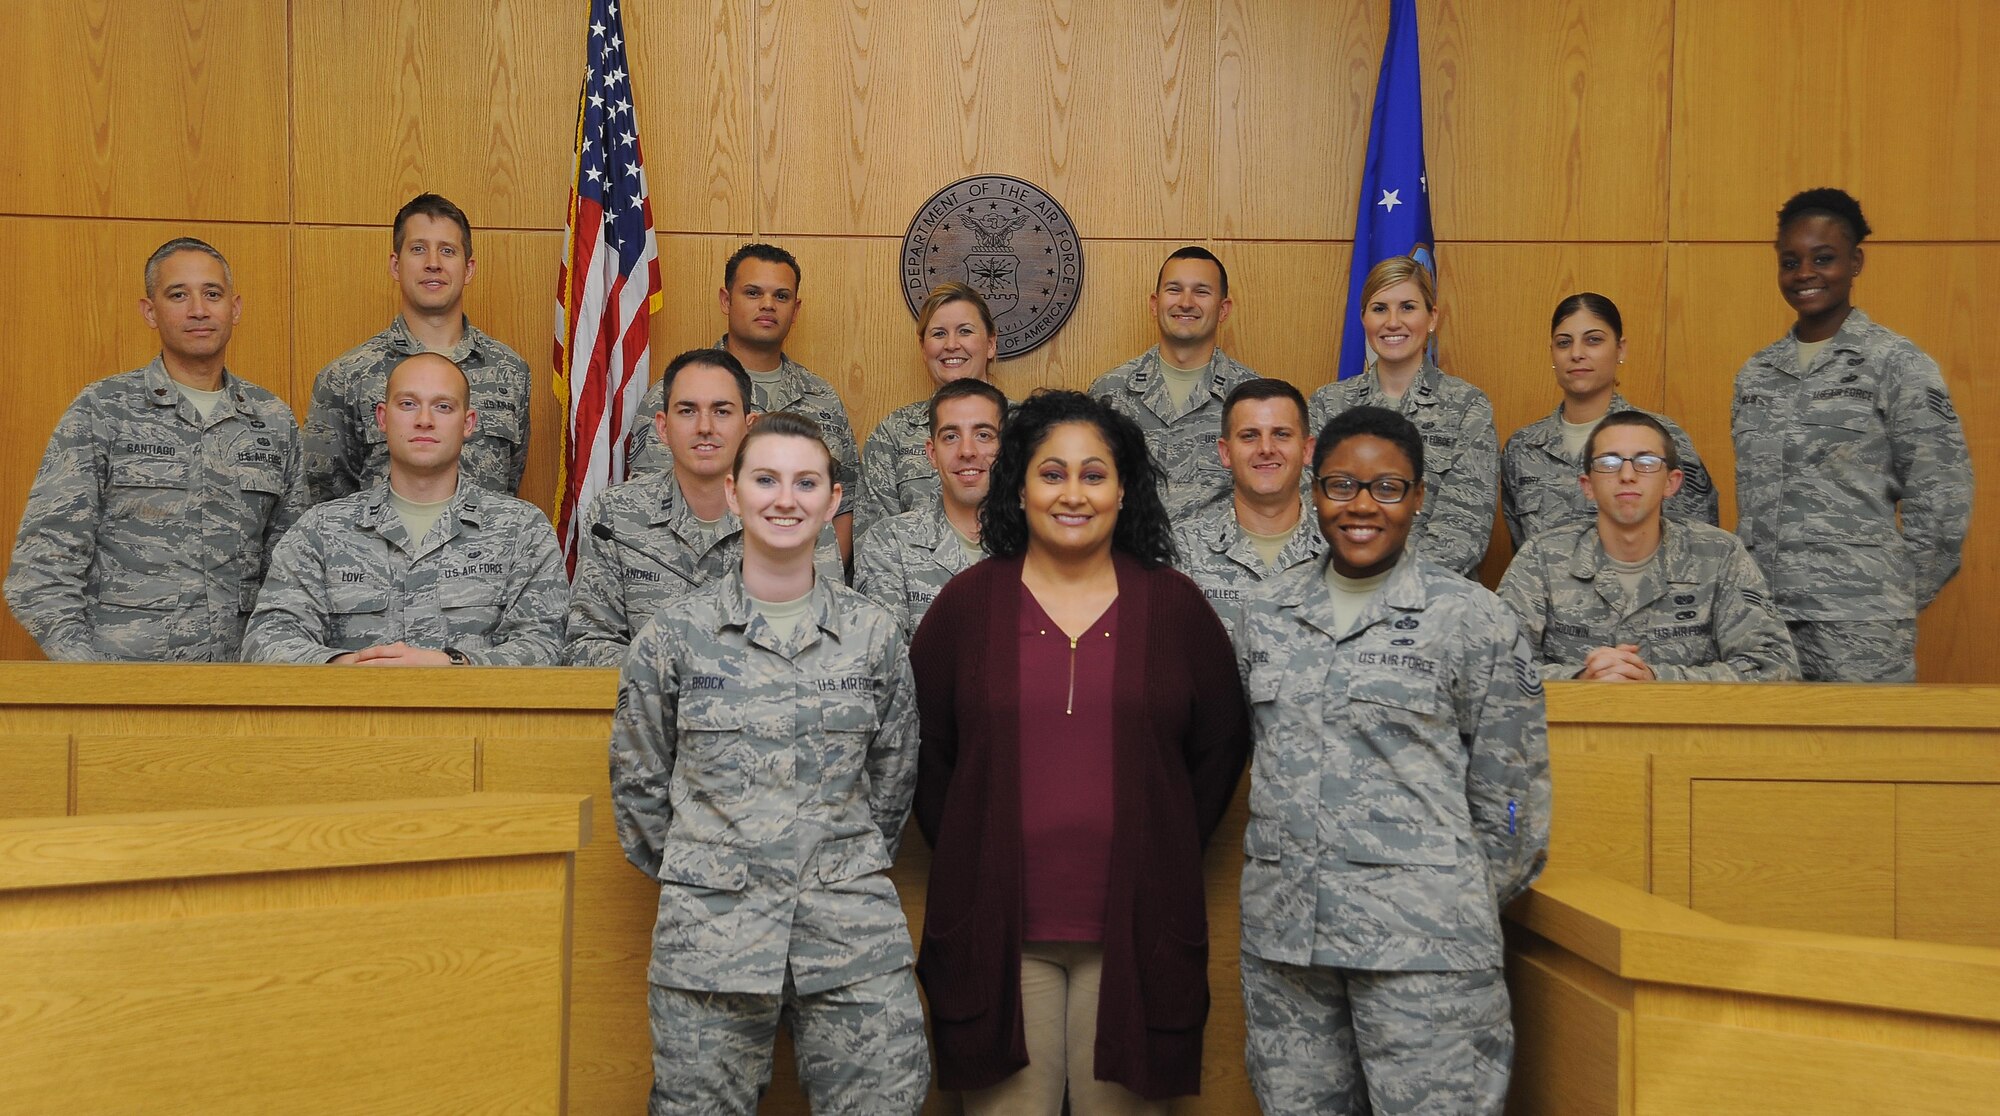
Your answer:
[610,570,928,1115]
[1088,346,1260,520]
[5,358,306,661]
[1309,363,1501,577]
[629,338,860,518]
[564,470,845,666]
[301,316,532,504]
[852,496,981,635]
[240,480,566,664]
[1499,394,1719,548]
[1732,309,1972,682]
[1169,500,1325,639]
[1234,554,1550,1114]
[853,399,938,539]
[1497,519,1800,682]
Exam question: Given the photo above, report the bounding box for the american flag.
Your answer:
[554,0,662,575]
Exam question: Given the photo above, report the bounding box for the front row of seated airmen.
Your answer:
[0,186,1967,1116]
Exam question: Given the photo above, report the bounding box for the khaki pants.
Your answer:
[961,940,1168,1116]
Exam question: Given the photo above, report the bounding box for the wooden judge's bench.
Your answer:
[3,665,1999,1115]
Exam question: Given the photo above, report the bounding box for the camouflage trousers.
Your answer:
[1241,953,1511,1115]
[1787,618,1917,683]
[647,967,930,1116]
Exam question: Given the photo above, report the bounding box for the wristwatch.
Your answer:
[444,646,470,665]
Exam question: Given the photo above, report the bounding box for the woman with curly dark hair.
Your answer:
[908,389,1250,1113]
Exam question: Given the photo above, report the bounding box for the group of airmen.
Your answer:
[0,185,1973,1114]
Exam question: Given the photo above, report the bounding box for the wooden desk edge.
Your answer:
[1510,868,2000,1023]
[0,792,592,890]
[0,662,618,709]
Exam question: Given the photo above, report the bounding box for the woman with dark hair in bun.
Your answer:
[909,389,1250,1113]
[1731,188,1971,682]
[1499,291,1718,548]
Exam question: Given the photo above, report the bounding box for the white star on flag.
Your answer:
[1377,189,1402,213]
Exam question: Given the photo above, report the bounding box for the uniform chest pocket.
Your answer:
[1345,673,1447,737]
[237,466,286,497]
[327,577,391,646]
[472,398,526,447]
[819,692,879,791]
[675,697,752,803]
[109,453,189,490]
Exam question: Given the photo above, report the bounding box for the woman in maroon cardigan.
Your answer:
[910,389,1251,1112]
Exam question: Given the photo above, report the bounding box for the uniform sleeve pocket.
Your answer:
[1345,822,1457,867]
[815,831,892,883]
[657,838,749,892]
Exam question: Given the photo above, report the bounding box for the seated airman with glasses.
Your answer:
[1497,411,1800,682]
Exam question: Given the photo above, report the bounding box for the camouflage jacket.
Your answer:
[564,471,845,666]
[1309,362,1500,577]
[1497,519,1799,682]
[852,496,982,635]
[1235,554,1550,971]
[301,316,531,504]
[628,338,859,517]
[609,570,920,995]
[1088,346,1260,520]
[1170,500,1325,638]
[240,479,565,664]
[5,358,307,661]
[1732,308,1972,621]
[853,398,938,539]
[1500,393,1719,548]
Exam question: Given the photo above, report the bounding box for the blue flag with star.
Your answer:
[1338,0,1434,380]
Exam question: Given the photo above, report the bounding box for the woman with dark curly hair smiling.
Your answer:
[908,389,1251,1113]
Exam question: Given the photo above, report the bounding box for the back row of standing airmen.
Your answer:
[4,188,1971,683]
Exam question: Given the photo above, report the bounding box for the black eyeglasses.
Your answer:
[1315,475,1416,503]
[1587,453,1669,475]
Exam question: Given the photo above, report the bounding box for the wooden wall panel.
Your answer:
[0,219,292,662]
[753,0,1214,239]
[1425,0,1672,242]
[1671,0,2000,242]
[0,1,288,221]
[1899,784,2000,948]
[1213,241,1349,391]
[1688,780,1895,937]
[628,0,756,235]
[290,225,567,515]
[1665,243,1999,682]
[1213,1,1383,241]
[291,0,580,229]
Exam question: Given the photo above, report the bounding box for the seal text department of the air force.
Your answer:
[901,175,1083,359]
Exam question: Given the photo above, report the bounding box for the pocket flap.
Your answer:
[1247,668,1281,704]
[1243,818,1282,862]
[1344,822,1456,867]
[677,696,744,733]
[816,832,892,883]
[1347,675,1444,717]
[328,580,389,614]
[821,696,876,732]
[109,455,188,489]
[98,579,185,609]
[657,839,749,891]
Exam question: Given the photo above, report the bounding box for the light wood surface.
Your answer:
[1688,780,1896,937]
[1898,784,2000,948]
[0,793,586,1115]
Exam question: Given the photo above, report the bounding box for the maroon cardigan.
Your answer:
[910,551,1250,1099]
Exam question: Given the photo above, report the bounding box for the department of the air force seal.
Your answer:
[901,175,1082,359]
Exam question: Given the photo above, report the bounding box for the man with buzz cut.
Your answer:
[301,192,532,504]
[1172,378,1326,637]
[1498,410,1799,682]
[1089,245,1261,519]
[853,378,1005,635]
[628,243,862,561]
[243,352,566,665]
[6,237,307,661]
[565,348,842,666]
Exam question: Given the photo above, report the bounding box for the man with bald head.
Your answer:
[7,237,306,660]
[243,352,566,664]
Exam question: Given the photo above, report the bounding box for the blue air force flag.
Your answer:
[1338,0,1435,380]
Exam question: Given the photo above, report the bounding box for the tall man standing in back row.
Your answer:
[6,237,307,661]
[1090,246,1260,519]
[629,244,862,561]
[302,193,533,504]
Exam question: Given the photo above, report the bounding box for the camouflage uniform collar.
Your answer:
[1287,551,1427,639]
[1569,520,1700,586]
[650,470,741,544]
[360,475,482,552]
[914,494,982,571]
[389,314,485,364]
[1345,358,1443,410]
[716,565,845,646]
[1764,308,1873,376]
[1126,345,1235,421]
[140,356,258,421]
[1202,501,1322,565]
[715,334,810,408]
[1523,391,1637,455]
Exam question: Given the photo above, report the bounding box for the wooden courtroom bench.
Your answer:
[0,791,589,1115]
[4,665,1999,1113]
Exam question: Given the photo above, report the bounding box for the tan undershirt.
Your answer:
[1795,337,1831,373]
[1559,415,1597,460]
[749,589,813,642]
[1605,551,1658,600]
[389,486,453,546]
[747,369,786,411]
[951,521,983,559]
[1245,523,1294,570]
[1160,362,1203,409]
[174,382,228,421]
[1325,561,1395,634]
